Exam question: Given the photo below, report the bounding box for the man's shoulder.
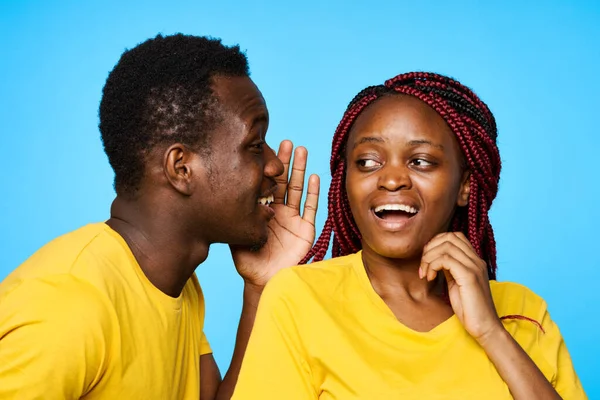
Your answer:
[2,223,126,292]
[0,274,117,399]
[0,273,116,337]
[181,273,204,306]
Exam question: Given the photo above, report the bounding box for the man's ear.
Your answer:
[457,170,471,207]
[163,143,204,196]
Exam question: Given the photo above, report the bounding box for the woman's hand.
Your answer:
[420,232,564,399]
[419,231,503,343]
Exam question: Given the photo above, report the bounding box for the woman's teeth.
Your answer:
[373,204,418,214]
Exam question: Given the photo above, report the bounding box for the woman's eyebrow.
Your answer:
[352,136,385,149]
[407,139,445,151]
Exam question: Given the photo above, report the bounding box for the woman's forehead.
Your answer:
[347,95,455,148]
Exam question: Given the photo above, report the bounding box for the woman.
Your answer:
[232,72,586,399]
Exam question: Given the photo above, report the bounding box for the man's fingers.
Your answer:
[286,146,308,211]
[273,140,293,204]
[302,174,320,225]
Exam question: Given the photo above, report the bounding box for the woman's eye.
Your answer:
[357,159,380,168]
[411,158,434,167]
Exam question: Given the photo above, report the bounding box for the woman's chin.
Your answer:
[364,241,423,261]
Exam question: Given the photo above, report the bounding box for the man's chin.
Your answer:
[227,225,269,251]
[249,235,268,252]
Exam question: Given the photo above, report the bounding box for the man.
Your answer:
[0,33,319,399]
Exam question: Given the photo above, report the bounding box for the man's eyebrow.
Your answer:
[352,136,385,149]
[408,139,445,150]
[250,114,268,129]
[251,113,268,124]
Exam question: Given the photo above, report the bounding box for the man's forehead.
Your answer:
[211,75,266,109]
[209,75,269,143]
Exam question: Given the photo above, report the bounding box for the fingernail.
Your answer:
[418,267,424,279]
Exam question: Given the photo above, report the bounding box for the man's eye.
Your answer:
[251,141,265,151]
[357,159,380,168]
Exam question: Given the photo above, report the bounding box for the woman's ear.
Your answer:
[457,170,471,207]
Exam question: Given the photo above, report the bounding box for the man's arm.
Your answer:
[212,284,262,400]
[200,354,221,400]
[0,277,110,399]
[200,285,260,400]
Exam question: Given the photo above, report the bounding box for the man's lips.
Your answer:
[258,199,275,220]
[258,193,274,206]
[257,184,277,219]
[258,183,277,201]
[258,183,276,207]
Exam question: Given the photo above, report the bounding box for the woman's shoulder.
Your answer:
[292,252,361,279]
[490,280,548,324]
[262,253,363,301]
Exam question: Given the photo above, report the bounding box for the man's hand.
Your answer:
[230,140,320,288]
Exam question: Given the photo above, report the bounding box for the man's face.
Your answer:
[191,75,283,247]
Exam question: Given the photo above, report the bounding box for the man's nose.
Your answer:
[264,144,284,177]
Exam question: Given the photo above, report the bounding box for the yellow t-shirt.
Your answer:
[0,223,211,399]
[233,252,586,400]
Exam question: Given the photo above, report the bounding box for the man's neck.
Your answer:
[107,195,210,298]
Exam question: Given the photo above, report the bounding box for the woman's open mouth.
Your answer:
[371,203,418,230]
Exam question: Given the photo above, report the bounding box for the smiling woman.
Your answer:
[344,94,471,268]
[231,72,587,399]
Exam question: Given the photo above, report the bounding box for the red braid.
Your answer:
[301,72,502,280]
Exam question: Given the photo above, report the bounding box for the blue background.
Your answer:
[1,0,598,396]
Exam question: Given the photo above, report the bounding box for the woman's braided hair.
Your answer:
[301,72,501,280]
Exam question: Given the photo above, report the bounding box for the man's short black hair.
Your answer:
[99,33,249,196]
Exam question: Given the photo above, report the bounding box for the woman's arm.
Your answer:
[420,232,566,400]
[231,269,317,400]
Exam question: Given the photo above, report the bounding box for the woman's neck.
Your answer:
[360,245,444,301]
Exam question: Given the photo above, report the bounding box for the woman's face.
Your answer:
[345,94,470,260]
